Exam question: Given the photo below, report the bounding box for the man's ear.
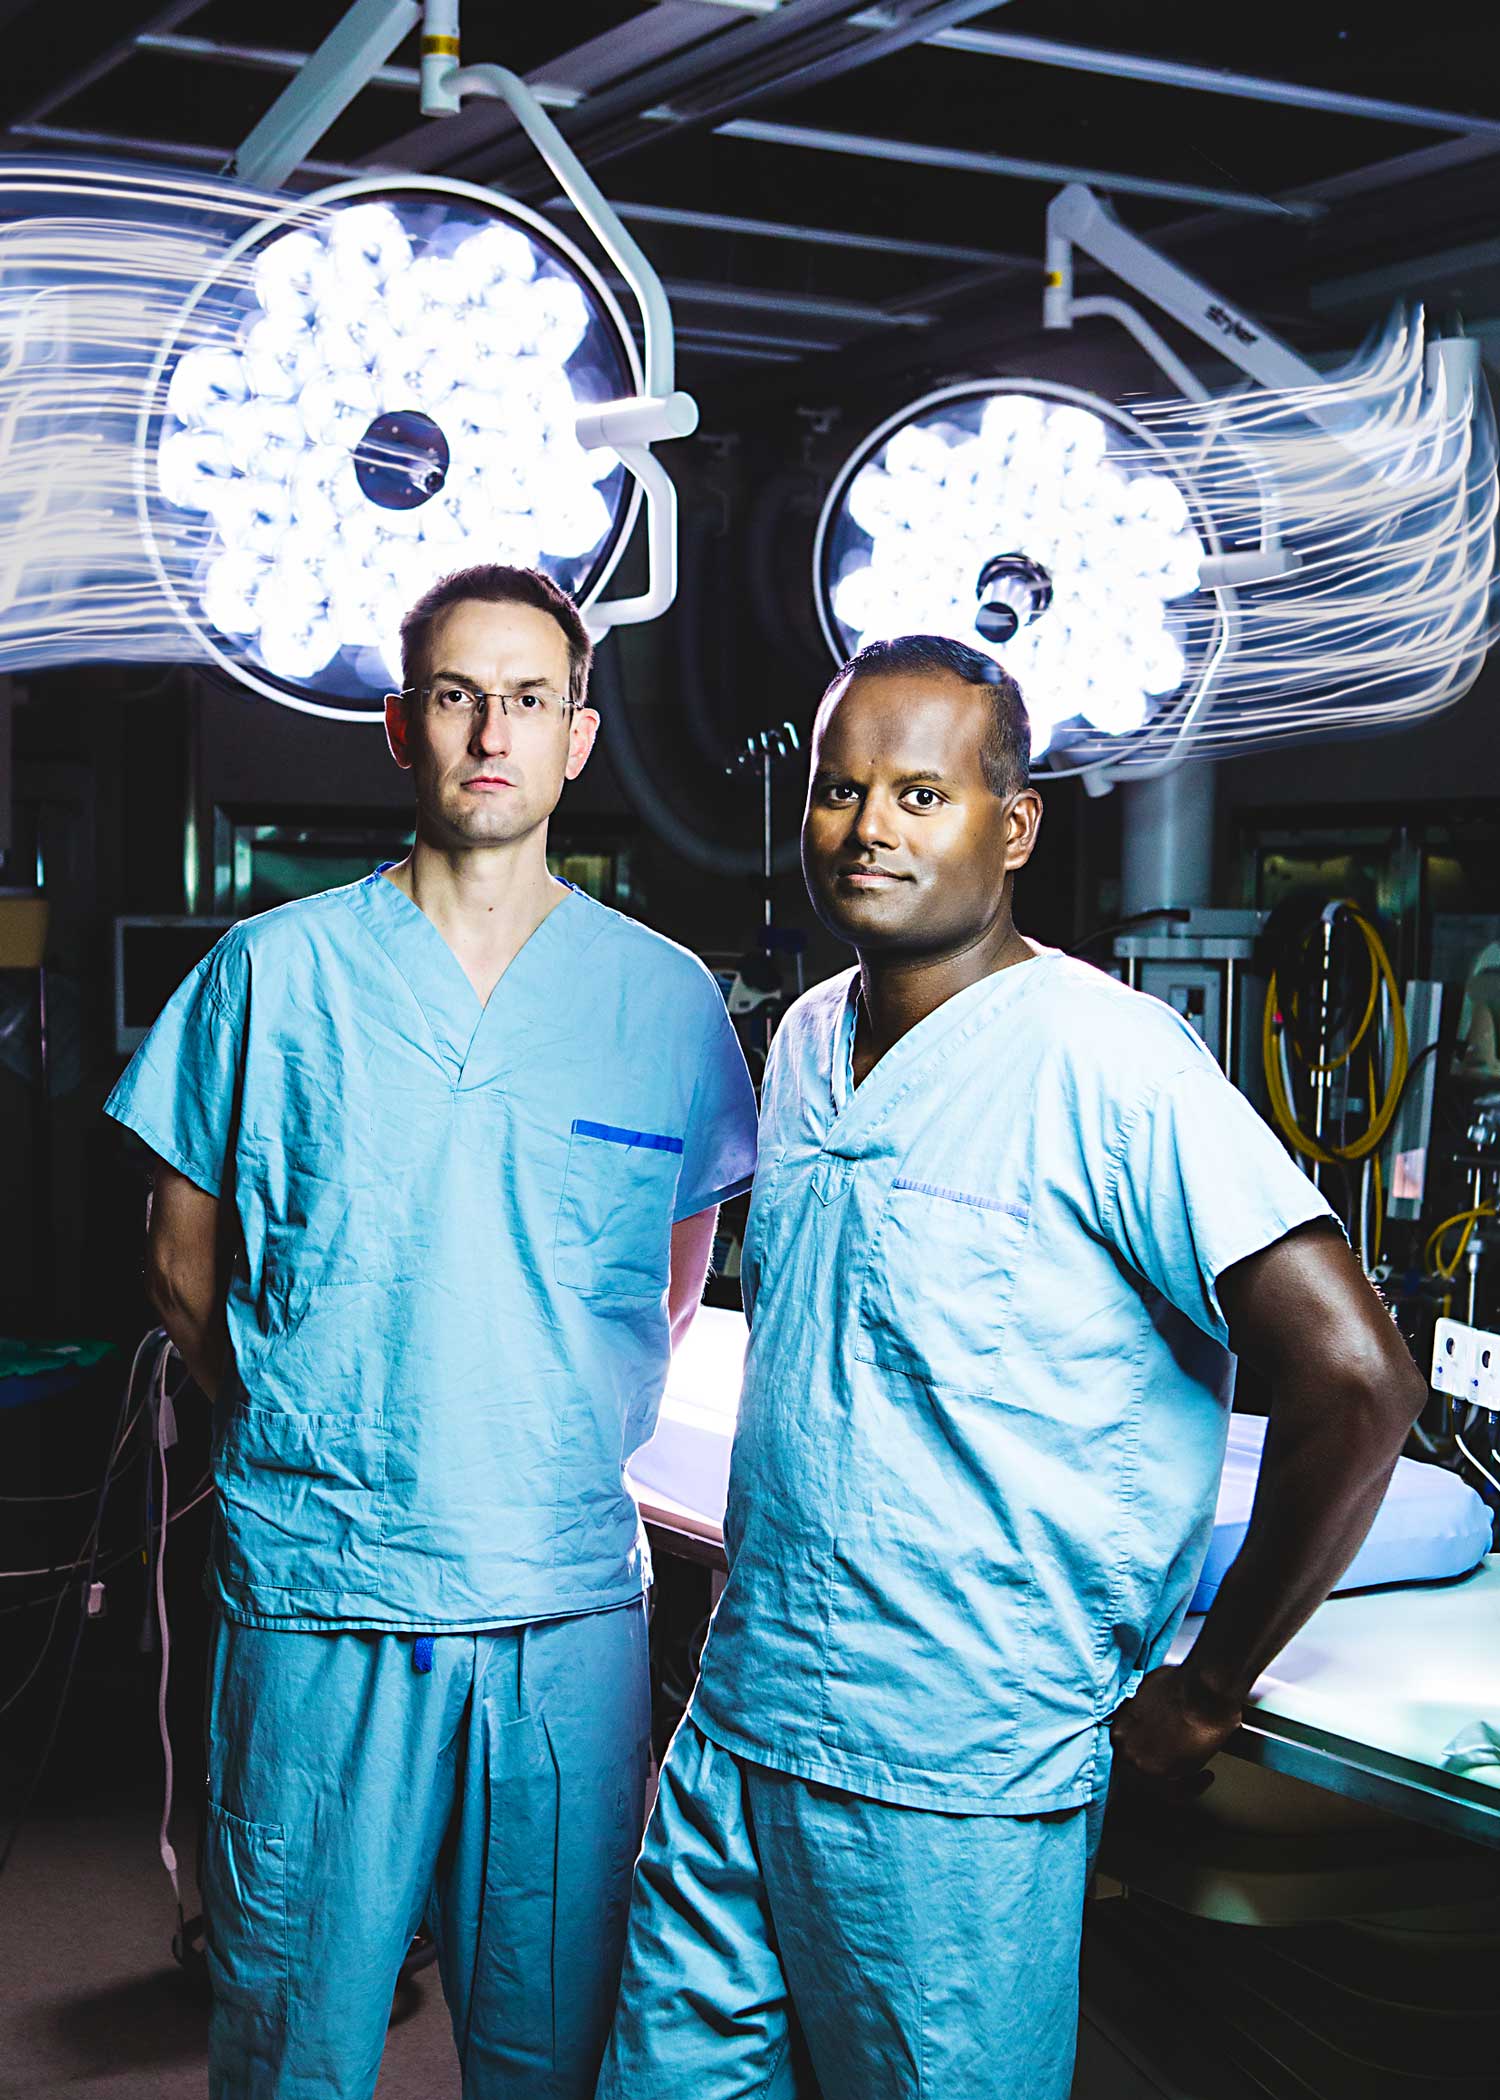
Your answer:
[1003,786,1044,875]
[384,691,413,771]
[565,707,600,782]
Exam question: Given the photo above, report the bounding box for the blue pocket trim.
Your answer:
[572,1118,685,1156]
[892,1177,1028,1222]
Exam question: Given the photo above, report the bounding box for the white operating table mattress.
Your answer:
[628,1308,1494,1609]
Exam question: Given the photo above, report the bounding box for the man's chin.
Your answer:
[810,880,921,949]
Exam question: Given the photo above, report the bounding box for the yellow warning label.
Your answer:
[422,33,460,55]
[1044,270,1064,287]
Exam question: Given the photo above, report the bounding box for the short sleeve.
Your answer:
[674,981,759,1220]
[1104,1057,1336,1345]
[104,933,248,1199]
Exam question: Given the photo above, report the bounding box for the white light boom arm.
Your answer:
[1044,184,1328,398]
[419,4,698,632]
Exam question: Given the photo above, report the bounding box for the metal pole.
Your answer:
[1312,915,1335,1197]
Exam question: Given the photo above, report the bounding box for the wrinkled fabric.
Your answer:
[206,1600,651,2100]
[105,872,757,1629]
[598,1718,1104,2100]
[694,956,1334,1813]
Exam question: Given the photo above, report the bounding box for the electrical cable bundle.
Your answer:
[0,1331,207,1880]
[1261,899,1409,1265]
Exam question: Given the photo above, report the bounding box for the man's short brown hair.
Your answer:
[398,564,594,704]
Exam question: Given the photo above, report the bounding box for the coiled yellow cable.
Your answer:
[1425,1206,1496,1279]
[1262,905,1409,1166]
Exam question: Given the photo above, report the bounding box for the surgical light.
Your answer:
[814,380,1211,761]
[144,177,642,717]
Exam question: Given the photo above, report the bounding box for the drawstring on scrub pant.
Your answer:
[413,1636,435,1674]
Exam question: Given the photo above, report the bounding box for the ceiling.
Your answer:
[3,0,1500,406]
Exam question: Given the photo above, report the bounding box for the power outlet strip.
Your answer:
[1432,1316,1500,1412]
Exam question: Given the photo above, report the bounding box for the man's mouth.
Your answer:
[462,775,516,791]
[834,863,908,886]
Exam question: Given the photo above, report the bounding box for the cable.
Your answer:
[0,1330,165,1879]
[149,1345,183,1926]
[1455,1431,1500,1497]
[1425,1206,1495,1280]
[0,1484,213,1617]
[1262,902,1410,1168]
[0,1579,73,1720]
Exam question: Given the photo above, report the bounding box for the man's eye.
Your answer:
[906,788,942,809]
[434,686,471,708]
[514,692,543,711]
[822,783,858,804]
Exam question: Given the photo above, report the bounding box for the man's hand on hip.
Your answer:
[1108,1663,1242,1800]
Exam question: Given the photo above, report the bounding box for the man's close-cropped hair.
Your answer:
[399,564,595,705]
[829,633,1030,799]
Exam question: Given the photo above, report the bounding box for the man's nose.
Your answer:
[470,699,514,756]
[851,791,898,851]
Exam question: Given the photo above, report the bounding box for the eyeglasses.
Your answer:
[399,683,578,725]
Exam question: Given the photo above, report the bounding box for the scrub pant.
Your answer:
[597,1718,1105,2100]
[203,1599,651,2100]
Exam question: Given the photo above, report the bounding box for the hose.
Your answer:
[1425,1206,1496,1280]
[1261,903,1409,1167]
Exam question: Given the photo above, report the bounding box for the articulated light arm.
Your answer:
[418,4,698,632]
[1045,184,1327,399]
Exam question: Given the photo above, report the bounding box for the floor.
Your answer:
[0,1800,461,2100]
[1,1792,1169,2100]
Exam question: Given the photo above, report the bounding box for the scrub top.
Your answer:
[106,871,757,1632]
[692,954,1334,1815]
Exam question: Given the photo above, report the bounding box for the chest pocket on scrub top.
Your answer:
[855,1177,1029,1393]
[555,1119,684,1300]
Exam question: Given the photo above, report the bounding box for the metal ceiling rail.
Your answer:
[544,196,1027,269]
[910,24,1500,140]
[13,0,212,128]
[610,275,932,327]
[6,120,366,179]
[713,118,1322,217]
[460,0,1009,187]
[134,30,584,111]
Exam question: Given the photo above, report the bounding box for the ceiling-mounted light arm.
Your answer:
[229,0,421,188]
[1045,184,1300,591]
[1045,183,1326,399]
[418,2,698,631]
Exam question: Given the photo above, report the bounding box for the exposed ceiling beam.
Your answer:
[639,277,932,328]
[712,118,1321,218]
[1310,232,1500,311]
[455,0,1008,189]
[135,30,583,111]
[374,0,849,176]
[544,195,1027,270]
[6,119,365,179]
[7,0,211,128]
[909,25,1500,140]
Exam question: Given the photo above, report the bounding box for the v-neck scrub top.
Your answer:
[105,872,758,1632]
[692,954,1335,1815]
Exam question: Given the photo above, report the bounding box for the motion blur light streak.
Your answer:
[817,381,1208,759]
[0,161,641,718]
[815,311,1496,774]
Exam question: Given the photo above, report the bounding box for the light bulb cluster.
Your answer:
[157,200,628,692]
[825,390,1206,757]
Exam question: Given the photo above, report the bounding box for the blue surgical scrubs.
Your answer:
[106,871,758,2098]
[601,954,1334,2099]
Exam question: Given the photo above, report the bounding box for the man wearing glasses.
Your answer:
[106,565,757,2099]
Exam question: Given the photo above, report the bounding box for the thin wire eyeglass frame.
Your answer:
[397,682,582,722]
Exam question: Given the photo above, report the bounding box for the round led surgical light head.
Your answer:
[141,177,644,720]
[813,380,1210,764]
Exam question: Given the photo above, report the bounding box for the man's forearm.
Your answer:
[1181,1370,1424,1707]
[149,1279,229,1402]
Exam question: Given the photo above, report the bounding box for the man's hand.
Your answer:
[1109,1664,1243,1801]
[145,1156,232,1399]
